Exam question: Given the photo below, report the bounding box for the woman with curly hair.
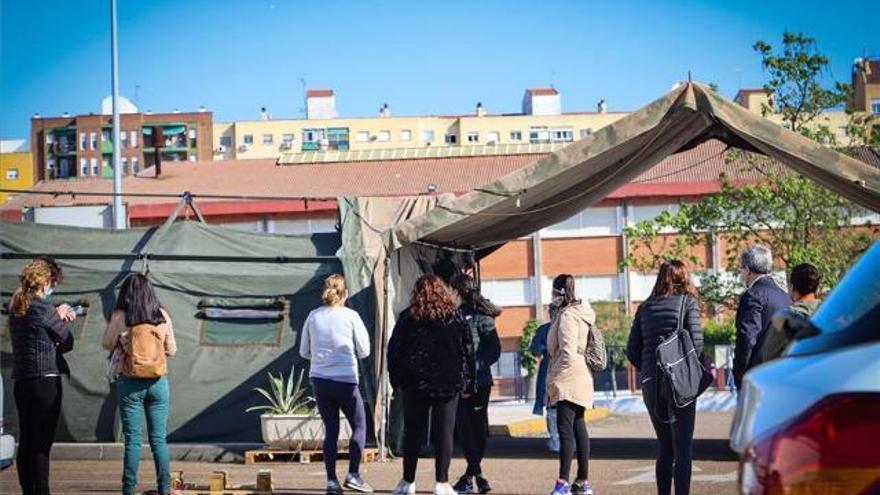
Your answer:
[388,274,476,495]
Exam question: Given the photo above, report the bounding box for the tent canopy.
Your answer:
[385,82,880,251]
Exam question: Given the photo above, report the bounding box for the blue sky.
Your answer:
[2,0,878,141]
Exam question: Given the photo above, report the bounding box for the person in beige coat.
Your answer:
[546,274,597,495]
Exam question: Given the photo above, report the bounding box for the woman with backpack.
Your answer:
[546,274,596,495]
[300,274,373,494]
[625,260,703,495]
[449,274,502,495]
[9,259,76,495]
[388,274,476,495]
[102,274,177,495]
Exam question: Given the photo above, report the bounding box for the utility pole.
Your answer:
[110,0,125,229]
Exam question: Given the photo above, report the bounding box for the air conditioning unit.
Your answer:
[238,144,250,152]
[214,145,227,153]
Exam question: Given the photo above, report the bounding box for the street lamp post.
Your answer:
[110,0,125,229]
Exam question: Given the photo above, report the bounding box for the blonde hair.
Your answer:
[322,274,346,306]
[11,260,52,317]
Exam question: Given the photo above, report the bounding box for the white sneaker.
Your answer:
[434,482,459,495]
[392,480,417,495]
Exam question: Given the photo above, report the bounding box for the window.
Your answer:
[90,132,98,150]
[580,128,593,138]
[544,206,621,237]
[102,156,110,171]
[262,133,273,145]
[302,128,325,150]
[529,126,549,143]
[281,133,295,147]
[6,168,19,180]
[487,131,500,144]
[444,133,457,144]
[197,299,286,346]
[79,133,87,151]
[467,132,479,143]
[400,130,412,142]
[481,279,533,306]
[47,158,56,171]
[326,128,349,150]
[551,128,573,142]
[872,98,880,115]
[122,157,129,175]
[47,133,56,145]
[219,136,232,147]
[132,157,139,174]
[510,131,523,141]
[356,131,370,143]
[80,158,88,176]
[421,130,435,143]
[130,131,138,148]
[189,128,197,148]
[102,129,111,143]
[378,130,391,142]
[243,134,254,145]
[120,131,128,148]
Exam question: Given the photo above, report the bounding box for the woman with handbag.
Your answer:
[545,274,597,495]
[625,260,704,495]
[102,274,177,495]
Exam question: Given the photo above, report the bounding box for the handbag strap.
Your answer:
[676,294,687,332]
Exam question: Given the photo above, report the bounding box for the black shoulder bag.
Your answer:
[655,295,714,408]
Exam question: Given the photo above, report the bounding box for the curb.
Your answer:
[489,407,610,437]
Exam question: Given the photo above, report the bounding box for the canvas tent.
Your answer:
[0,213,346,442]
[350,82,880,453]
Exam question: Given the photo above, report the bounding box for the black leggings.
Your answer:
[312,377,368,480]
[14,376,63,495]
[644,384,697,495]
[402,391,459,483]
[556,400,589,482]
[457,387,491,476]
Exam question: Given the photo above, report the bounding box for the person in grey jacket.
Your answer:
[450,274,501,494]
[626,260,703,495]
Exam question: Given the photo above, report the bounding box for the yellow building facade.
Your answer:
[0,152,34,204]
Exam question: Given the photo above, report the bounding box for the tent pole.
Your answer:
[379,254,392,462]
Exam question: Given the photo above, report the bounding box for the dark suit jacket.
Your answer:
[733,276,791,388]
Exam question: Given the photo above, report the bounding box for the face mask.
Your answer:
[45,286,54,298]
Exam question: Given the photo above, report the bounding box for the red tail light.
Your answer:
[739,393,880,495]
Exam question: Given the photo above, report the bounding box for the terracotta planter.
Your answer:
[259,413,352,450]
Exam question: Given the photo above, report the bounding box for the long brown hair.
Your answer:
[650,260,697,299]
[410,274,458,321]
[552,274,580,309]
[11,260,52,317]
[322,274,346,306]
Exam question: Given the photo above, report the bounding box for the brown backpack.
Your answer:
[122,323,167,378]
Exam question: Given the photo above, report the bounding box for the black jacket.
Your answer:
[460,303,502,390]
[626,294,703,379]
[9,298,74,379]
[733,276,791,389]
[388,308,476,398]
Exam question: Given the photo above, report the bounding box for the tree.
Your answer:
[621,32,878,313]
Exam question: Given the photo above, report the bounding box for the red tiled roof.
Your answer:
[526,88,559,96]
[306,89,334,98]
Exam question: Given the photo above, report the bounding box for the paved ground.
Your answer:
[0,413,738,494]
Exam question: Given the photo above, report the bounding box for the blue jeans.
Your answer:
[117,375,171,495]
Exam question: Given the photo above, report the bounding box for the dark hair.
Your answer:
[552,274,580,308]
[451,273,502,317]
[650,260,697,299]
[115,274,166,327]
[790,263,821,296]
[35,255,63,285]
[410,274,458,321]
[434,258,461,285]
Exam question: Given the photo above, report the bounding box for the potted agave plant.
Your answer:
[246,367,351,450]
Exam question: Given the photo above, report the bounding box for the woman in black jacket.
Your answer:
[626,260,703,495]
[450,274,501,494]
[9,259,76,495]
[388,274,476,495]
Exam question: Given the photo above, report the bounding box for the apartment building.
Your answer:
[30,105,213,182]
[213,87,627,160]
[0,140,33,204]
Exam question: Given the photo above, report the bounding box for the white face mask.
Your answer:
[45,286,54,298]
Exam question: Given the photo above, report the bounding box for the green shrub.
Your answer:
[518,319,541,377]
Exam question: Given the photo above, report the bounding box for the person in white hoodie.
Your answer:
[300,274,372,495]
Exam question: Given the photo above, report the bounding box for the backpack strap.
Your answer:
[676,295,687,332]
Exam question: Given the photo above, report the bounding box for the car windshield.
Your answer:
[811,240,880,334]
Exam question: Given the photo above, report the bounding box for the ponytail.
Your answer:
[11,260,52,317]
[322,274,347,306]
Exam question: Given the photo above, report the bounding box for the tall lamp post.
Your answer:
[110,0,125,229]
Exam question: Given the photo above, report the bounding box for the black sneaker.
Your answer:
[571,480,594,495]
[475,475,492,494]
[453,475,474,494]
[326,479,344,495]
[344,473,374,493]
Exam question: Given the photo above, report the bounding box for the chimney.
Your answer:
[597,99,607,114]
[306,88,337,119]
[260,106,270,120]
[522,88,561,116]
[476,102,486,117]
[379,103,391,117]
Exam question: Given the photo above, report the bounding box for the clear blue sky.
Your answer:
[2,0,878,141]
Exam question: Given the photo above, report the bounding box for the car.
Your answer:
[729,241,880,495]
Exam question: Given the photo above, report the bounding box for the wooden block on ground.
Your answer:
[256,469,273,492]
[208,470,228,492]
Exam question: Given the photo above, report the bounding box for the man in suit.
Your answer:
[733,244,791,389]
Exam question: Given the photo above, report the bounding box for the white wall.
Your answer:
[481,278,534,306]
[28,205,119,229]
